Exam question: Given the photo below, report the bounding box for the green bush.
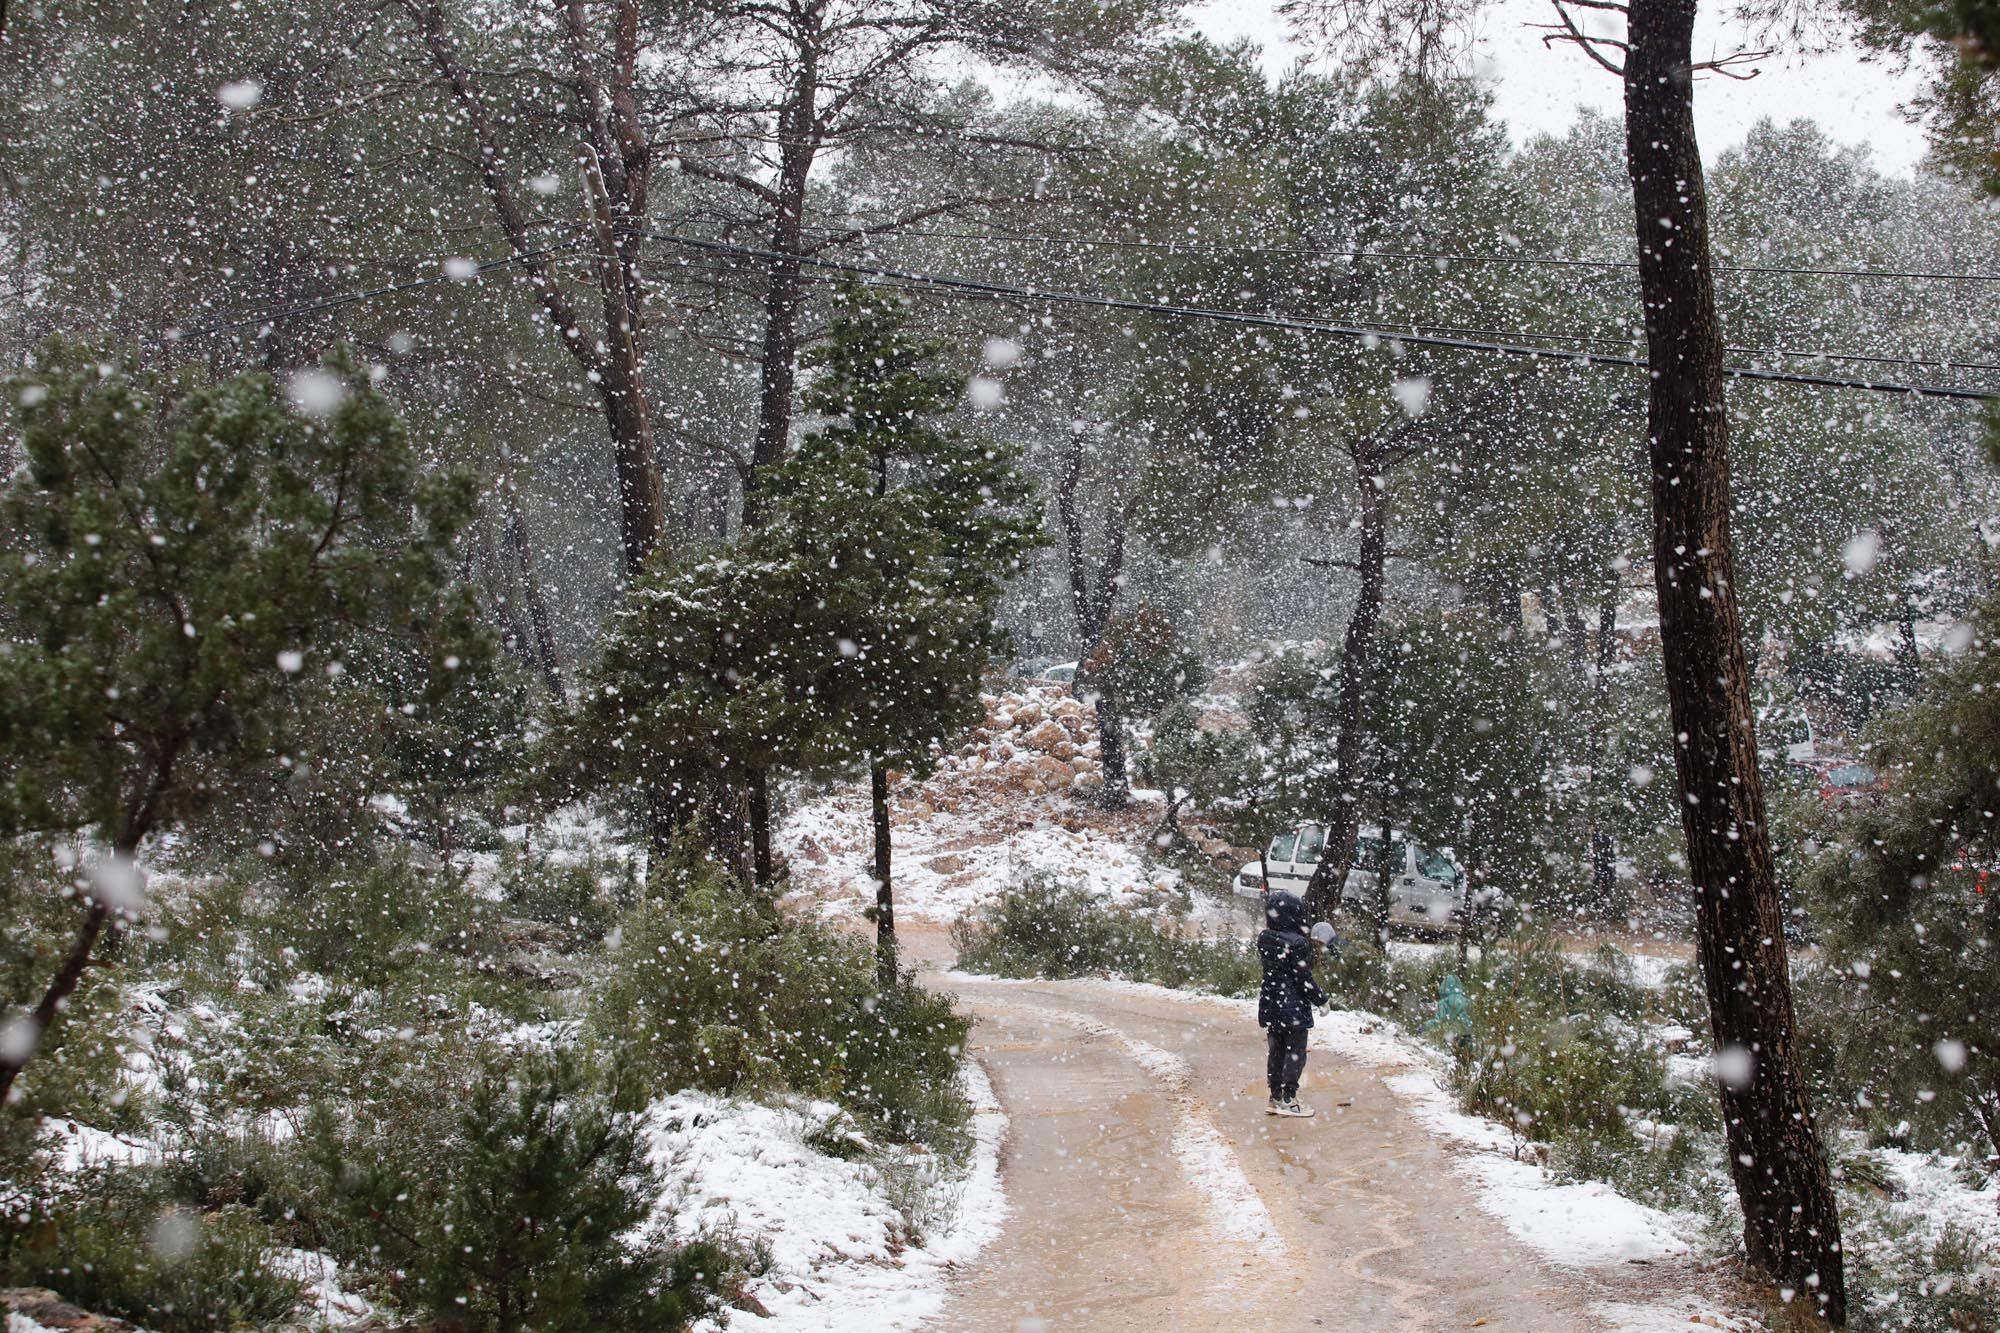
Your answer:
[304,1044,733,1333]
[951,875,1260,995]
[268,851,476,987]
[591,850,970,1154]
[6,1172,302,1332]
[0,838,142,1176]
[497,841,635,942]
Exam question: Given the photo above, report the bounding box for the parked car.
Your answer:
[1236,822,1466,927]
[1038,660,1080,685]
[1812,760,1884,806]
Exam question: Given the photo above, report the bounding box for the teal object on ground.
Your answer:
[1422,974,1472,1037]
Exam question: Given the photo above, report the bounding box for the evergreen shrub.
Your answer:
[951,875,1261,995]
[303,1044,733,1332]
[591,849,971,1154]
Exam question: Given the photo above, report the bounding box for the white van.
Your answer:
[1236,823,1466,927]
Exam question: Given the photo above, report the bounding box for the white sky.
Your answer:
[1191,0,1932,175]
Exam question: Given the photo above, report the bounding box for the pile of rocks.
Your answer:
[951,686,1105,795]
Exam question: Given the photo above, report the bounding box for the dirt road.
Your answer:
[911,940,1743,1332]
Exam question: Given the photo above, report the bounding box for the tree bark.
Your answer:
[408,0,664,575]
[502,483,563,697]
[1586,597,1619,908]
[1370,816,1394,946]
[743,46,821,526]
[1623,1,1846,1318]
[1305,432,1388,924]
[0,900,110,1107]
[1094,694,1128,804]
[749,770,774,887]
[871,763,896,987]
[1058,424,1132,803]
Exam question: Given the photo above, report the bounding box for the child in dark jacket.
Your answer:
[1257,891,1327,1117]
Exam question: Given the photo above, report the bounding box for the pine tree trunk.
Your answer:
[743,61,819,525]
[749,770,775,887]
[1305,433,1387,923]
[1370,816,1393,947]
[502,487,563,697]
[0,900,110,1107]
[1095,694,1128,807]
[1587,599,1620,908]
[1624,2,1846,1318]
[872,763,896,987]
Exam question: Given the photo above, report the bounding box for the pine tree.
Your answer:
[0,344,485,1105]
[782,282,1041,981]
[554,283,1039,970]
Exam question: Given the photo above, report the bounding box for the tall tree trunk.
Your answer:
[1370,816,1394,946]
[871,763,896,987]
[1095,694,1127,804]
[502,483,563,697]
[1586,598,1620,908]
[749,770,774,887]
[1058,423,1130,804]
[1305,433,1388,924]
[408,0,664,576]
[1624,2,1845,1318]
[743,55,820,526]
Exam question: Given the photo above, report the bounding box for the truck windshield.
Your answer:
[1418,846,1458,883]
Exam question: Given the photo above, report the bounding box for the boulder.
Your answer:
[1025,719,1070,751]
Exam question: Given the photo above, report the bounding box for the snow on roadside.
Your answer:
[1015,974,1704,1270]
[1309,1010,1697,1268]
[781,685,1237,930]
[644,1064,1007,1332]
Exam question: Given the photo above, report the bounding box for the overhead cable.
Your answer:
[174,240,590,340]
[650,232,1999,401]
[810,225,2000,285]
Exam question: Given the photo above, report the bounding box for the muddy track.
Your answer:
[912,940,1744,1333]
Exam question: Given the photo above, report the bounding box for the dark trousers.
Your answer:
[1266,1025,1308,1101]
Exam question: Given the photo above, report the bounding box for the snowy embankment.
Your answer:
[646,1065,1007,1332]
[780,684,1238,930]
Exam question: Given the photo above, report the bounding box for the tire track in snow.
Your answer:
[995,996,1292,1260]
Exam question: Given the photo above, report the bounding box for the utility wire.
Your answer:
[1319,315,2000,377]
[174,240,591,341]
[814,224,2000,286]
[651,232,1999,401]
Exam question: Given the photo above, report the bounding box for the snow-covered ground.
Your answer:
[780,684,1238,930]
[645,1065,1007,1332]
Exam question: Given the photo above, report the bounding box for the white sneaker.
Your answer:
[1266,1098,1285,1115]
[1272,1100,1315,1118]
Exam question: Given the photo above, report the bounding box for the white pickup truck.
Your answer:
[1236,822,1466,927]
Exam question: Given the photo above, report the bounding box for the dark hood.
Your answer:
[1264,891,1307,935]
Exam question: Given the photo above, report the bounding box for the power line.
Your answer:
[173,240,590,341]
[651,232,1999,401]
[1322,315,2000,377]
[815,224,2000,286]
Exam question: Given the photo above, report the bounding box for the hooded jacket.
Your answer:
[1257,892,1327,1030]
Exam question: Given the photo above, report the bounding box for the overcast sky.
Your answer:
[1191,0,1932,175]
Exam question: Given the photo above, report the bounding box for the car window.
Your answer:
[1295,825,1326,865]
[1828,765,1875,785]
[1267,831,1298,862]
[1418,846,1458,883]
